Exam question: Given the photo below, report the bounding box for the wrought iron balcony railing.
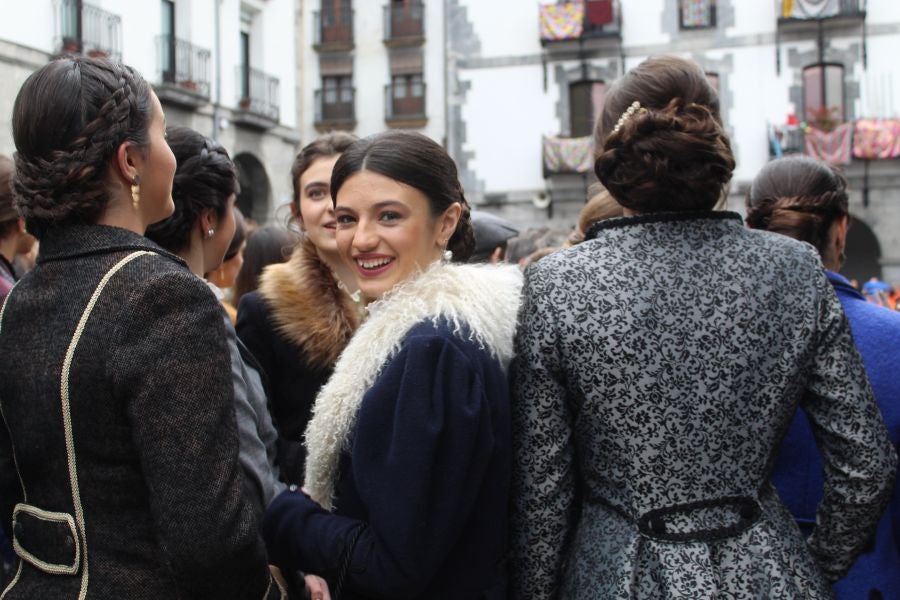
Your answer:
[314,5,354,50]
[384,2,424,44]
[314,88,356,128]
[56,0,122,60]
[236,66,280,124]
[156,35,211,99]
[384,82,426,122]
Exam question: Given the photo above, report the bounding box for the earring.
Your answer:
[441,240,453,263]
[130,175,140,211]
[206,228,215,239]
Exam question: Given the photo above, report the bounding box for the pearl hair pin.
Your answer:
[612,101,648,134]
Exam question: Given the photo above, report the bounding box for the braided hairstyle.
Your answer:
[331,131,475,262]
[746,156,849,260]
[145,126,238,253]
[0,155,18,238]
[594,56,735,213]
[11,57,153,240]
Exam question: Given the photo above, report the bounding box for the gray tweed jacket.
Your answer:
[509,211,897,599]
[0,225,284,599]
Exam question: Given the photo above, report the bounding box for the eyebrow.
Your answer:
[304,181,328,191]
[371,200,405,210]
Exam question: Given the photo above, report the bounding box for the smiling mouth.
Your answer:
[355,256,395,275]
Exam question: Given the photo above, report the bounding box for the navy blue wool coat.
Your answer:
[772,270,900,600]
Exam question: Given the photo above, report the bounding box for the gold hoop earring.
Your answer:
[130,175,141,211]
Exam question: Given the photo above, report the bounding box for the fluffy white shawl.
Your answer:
[303,262,523,509]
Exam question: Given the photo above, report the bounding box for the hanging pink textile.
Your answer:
[804,122,852,165]
[852,119,900,160]
[586,0,614,26]
[543,136,594,174]
[540,2,585,41]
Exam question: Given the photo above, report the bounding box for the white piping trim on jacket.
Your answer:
[11,503,81,575]
[60,250,151,600]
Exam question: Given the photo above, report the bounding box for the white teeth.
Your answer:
[357,257,392,269]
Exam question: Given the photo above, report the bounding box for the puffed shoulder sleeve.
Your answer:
[802,268,898,582]
[264,328,505,598]
[508,264,577,600]
[111,265,284,600]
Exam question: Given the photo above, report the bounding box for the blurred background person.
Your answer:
[0,155,35,302]
[207,207,247,324]
[237,132,362,486]
[232,224,299,310]
[0,57,283,599]
[509,55,895,599]
[748,155,900,600]
[145,125,283,519]
[469,210,519,263]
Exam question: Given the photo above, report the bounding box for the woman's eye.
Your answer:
[307,188,327,200]
[336,214,356,225]
[379,211,401,222]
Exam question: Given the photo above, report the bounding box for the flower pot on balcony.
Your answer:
[180,79,199,92]
[86,49,108,59]
[239,98,252,111]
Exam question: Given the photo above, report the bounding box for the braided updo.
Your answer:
[11,57,153,240]
[331,131,475,262]
[145,126,237,254]
[594,56,735,213]
[746,156,849,259]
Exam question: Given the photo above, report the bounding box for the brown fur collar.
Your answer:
[257,238,360,371]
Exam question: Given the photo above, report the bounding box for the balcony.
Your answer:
[55,0,122,60]
[778,0,865,22]
[542,135,594,176]
[539,0,621,47]
[155,35,211,109]
[314,88,356,132]
[384,2,425,47]
[314,7,354,52]
[234,67,280,130]
[775,0,867,72]
[385,82,426,128]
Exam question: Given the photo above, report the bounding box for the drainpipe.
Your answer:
[212,0,222,141]
[443,0,451,152]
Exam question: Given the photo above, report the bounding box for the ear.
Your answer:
[834,214,850,250]
[113,141,143,186]
[291,202,306,231]
[436,202,462,247]
[199,207,219,238]
[16,218,27,235]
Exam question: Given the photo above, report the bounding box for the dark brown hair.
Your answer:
[145,126,238,253]
[579,184,624,237]
[594,55,735,213]
[232,225,299,308]
[331,131,475,262]
[11,57,153,239]
[290,132,357,212]
[746,155,849,257]
[0,155,18,238]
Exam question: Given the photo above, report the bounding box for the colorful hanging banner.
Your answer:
[681,0,714,28]
[539,2,585,41]
[543,136,594,174]
[804,122,853,165]
[785,0,840,19]
[853,119,900,160]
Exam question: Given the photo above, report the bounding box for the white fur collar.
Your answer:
[303,262,523,509]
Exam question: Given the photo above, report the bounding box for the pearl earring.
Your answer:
[206,228,215,239]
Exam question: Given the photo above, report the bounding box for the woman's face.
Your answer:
[334,170,459,300]
[296,155,340,254]
[205,194,237,275]
[218,240,246,289]
[139,92,177,224]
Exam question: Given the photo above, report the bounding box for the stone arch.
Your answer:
[233,152,271,224]
[844,215,882,283]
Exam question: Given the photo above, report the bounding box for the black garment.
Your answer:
[0,225,283,599]
[237,291,331,485]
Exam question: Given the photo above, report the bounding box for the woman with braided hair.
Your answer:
[749,156,900,600]
[0,57,286,598]
[509,55,896,599]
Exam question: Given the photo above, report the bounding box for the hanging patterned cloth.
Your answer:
[804,122,853,165]
[542,136,594,174]
[680,0,714,28]
[586,0,614,26]
[786,0,840,19]
[539,1,585,41]
[852,119,900,159]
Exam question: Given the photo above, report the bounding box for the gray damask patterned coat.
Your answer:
[509,212,897,599]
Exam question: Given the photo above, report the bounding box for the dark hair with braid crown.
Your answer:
[594,55,735,213]
[145,126,238,254]
[331,131,475,262]
[746,155,849,257]
[11,57,153,240]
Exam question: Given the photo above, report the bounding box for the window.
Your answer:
[679,0,716,30]
[705,72,720,94]
[60,0,82,50]
[802,63,844,129]
[239,31,250,100]
[160,0,175,81]
[569,80,606,138]
[323,76,352,104]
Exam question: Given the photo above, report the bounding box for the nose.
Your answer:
[352,218,379,252]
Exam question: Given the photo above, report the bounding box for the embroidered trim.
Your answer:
[303,262,523,509]
[584,210,743,241]
[11,503,81,575]
[60,250,152,599]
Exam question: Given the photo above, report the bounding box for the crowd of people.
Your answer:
[0,53,896,600]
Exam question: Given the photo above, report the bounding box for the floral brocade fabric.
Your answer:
[509,212,897,599]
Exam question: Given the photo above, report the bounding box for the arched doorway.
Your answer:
[842,215,881,284]
[233,152,270,224]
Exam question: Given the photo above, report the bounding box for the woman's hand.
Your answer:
[305,574,331,600]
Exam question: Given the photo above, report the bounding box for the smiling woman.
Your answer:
[262,131,522,600]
